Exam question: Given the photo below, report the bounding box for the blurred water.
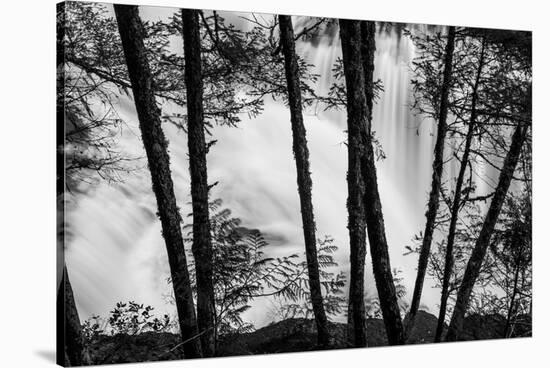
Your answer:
[65,15,444,328]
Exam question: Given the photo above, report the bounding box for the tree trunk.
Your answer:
[57,266,85,366]
[339,19,368,348]
[360,21,376,129]
[56,1,65,197]
[57,5,85,365]
[279,14,330,348]
[347,19,377,344]
[434,37,485,342]
[114,5,202,358]
[406,26,456,339]
[445,117,529,342]
[181,9,217,357]
[362,98,406,345]
[341,19,406,346]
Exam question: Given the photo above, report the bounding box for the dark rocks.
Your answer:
[84,311,531,364]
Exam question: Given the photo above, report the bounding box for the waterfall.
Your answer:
[65,13,443,328]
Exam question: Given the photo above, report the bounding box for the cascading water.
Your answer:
[65,11,444,328]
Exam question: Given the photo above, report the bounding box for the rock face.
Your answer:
[85,311,531,364]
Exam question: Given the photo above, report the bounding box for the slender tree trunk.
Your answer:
[56,2,66,198]
[406,26,456,339]
[342,19,406,346]
[504,257,522,337]
[57,266,85,366]
[434,38,485,342]
[181,9,217,357]
[360,21,376,129]
[347,19,377,344]
[279,14,330,348]
[114,5,202,358]
[339,19,368,348]
[362,104,406,345]
[57,5,85,365]
[446,116,530,342]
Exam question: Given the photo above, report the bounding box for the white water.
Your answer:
[65,10,447,327]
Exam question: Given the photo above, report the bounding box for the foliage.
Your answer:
[178,199,346,335]
[316,54,387,161]
[478,191,532,327]
[266,238,348,323]
[59,2,137,191]
[404,199,495,320]
[107,301,172,336]
[406,26,532,185]
[319,56,384,112]
[81,315,106,344]
[404,26,531,325]
[81,301,173,343]
[363,269,409,319]
[62,3,321,132]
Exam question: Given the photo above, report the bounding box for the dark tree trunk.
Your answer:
[114,5,202,358]
[181,9,217,357]
[57,266,84,367]
[347,19,376,344]
[339,19,368,348]
[56,1,65,196]
[341,19,406,346]
[446,117,529,342]
[360,21,376,129]
[362,103,406,345]
[434,38,485,342]
[57,5,85,365]
[279,14,330,348]
[406,26,456,339]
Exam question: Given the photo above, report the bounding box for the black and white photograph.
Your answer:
[53,1,535,365]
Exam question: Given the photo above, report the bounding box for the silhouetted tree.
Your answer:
[446,97,530,341]
[404,26,531,341]
[360,21,376,129]
[340,19,405,346]
[114,4,202,358]
[434,35,485,342]
[57,266,85,366]
[339,19,369,348]
[57,4,85,365]
[181,8,217,357]
[491,192,532,338]
[347,19,377,344]
[406,26,456,339]
[278,14,330,347]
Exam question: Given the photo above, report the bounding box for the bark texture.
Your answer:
[434,38,485,342]
[347,19,376,343]
[57,5,85,365]
[339,19,368,348]
[56,1,66,196]
[446,118,529,342]
[181,9,216,357]
[279,14,330,347]
[360,21,376,128]
[362,92,406,345]
[114,4,202,358]
[406,26,456,339]
[341,19,406,346]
